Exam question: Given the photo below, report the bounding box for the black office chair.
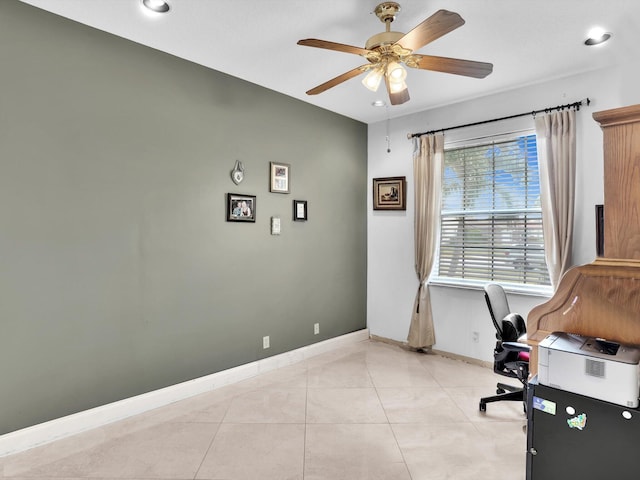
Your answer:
[479,283,531,412]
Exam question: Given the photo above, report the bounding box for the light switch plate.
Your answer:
[271,216,281,235]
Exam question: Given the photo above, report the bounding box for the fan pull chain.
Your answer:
[386,110,391,153]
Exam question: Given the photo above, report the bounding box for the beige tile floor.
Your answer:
[0,340,527,480]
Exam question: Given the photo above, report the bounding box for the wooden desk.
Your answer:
[527,104,640,373]
[528,258,640,374]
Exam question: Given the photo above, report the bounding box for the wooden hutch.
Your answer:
[528,104,640,373]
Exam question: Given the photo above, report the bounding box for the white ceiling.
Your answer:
[18,0,640,124]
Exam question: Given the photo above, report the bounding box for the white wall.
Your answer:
[368,64,640,363]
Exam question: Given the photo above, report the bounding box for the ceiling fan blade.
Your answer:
[396,9,465,52]
[297,39,373,57]
[305,66,368,95]
[385,76,410,105]
[412,55,493,78]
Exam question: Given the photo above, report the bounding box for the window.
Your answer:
[433,133,550,292]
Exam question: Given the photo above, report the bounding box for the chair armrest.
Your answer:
[502,341,531,353]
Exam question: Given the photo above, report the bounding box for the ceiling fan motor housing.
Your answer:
[365,31,404,50]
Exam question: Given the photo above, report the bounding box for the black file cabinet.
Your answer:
[526,378,640,479]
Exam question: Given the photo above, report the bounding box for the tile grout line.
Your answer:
[191,393,235,480]
[367,357,414,480]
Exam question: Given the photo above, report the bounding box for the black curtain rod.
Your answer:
[407,98,591,139]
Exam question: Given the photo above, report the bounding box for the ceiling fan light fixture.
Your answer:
[362,68,384,92]
[142,0,170,13]
[386,61,406,81]
[388,78,407,94]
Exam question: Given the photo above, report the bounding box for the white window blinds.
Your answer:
[435,133,550,288]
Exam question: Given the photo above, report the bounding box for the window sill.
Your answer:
[428,277,553,298]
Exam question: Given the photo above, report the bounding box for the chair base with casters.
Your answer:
[479,338,530,412]
[479,382,525,412]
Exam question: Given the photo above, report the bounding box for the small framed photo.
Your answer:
[227,193,256,222]
[293,200,308,221]
[270,162,290,194]
[373,176,406,210]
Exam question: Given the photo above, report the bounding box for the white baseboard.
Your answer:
[0,329,369,457]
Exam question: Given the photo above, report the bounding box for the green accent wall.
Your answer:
[0,1,367,435]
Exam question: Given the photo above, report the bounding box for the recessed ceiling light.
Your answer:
[585,27,611,46]
[142,0,170,13]
[372,100,387,107]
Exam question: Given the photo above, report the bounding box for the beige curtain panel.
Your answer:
[535,109,576,290]
[407,133,444,349]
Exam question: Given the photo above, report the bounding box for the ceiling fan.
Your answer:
[297,2,493,106]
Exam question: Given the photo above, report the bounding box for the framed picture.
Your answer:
[226,193,256,222]
[270,162,290,193]
[293,200,308,221]
[373,176,406,210]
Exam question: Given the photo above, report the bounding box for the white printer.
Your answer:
[538,332,640,408]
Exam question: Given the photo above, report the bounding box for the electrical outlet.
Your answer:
[263,336,270,349]
[314,323,320,335]
[472,331,479,343]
